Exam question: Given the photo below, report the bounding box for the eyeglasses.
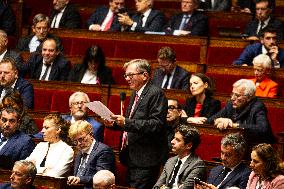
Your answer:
[168,105,180,110]
[73,133,91,145]
[123,72,144,79]
[231,92,247,99]
[71,101,87,106]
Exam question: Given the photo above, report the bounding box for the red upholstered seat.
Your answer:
[34,89,56,111]
[112,67,128,85]
[206,46,244,65]
[196,134,222,161]
[104,127,121,150]
[115,160,128,186]
[33,117,44,133]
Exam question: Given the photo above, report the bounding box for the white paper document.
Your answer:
[86,101,114,121]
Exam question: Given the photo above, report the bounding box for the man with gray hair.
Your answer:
[207,79,274,143]
[62,91,104,142]
[0,160,37,189]
[93,170,115,189]
[195,133,251,189]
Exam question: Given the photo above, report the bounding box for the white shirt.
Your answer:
[79,139,96,167]
[81,70,98,84]
[26,140,74,177]
[216,163,240,188]
[100,9,114,31]
[0,134,8,151]
[0,78,17,102]
[161,67,176,89]
[172,154,190,189]
[51,7,66,28]
[40,60,53,81]
[28,36,41,52]
[0,50,7,62]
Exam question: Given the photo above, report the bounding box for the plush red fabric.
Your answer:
[111,67,128,85]
[34,89,56,111]
[103,127,121,150]
[50,90,74,113]
[206,46,244,65]
[196,134,222,161]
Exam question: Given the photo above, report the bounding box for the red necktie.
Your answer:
[103,13,114,31]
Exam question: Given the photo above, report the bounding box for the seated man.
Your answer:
[62,91,104,142]
[207,79,274,144]
[0,0,16,35]
[0,58,34,109]
[87,0,125,32]
[199,0,230,11]
[67,120,115,188]
[93,170,115,189]
[164,0,208,36]
[233,27,284,68]
[50,0,81,29]
[250,54,278,98]
[0,160,37,189]
[154,125,206,189]
[118,0,165,32]
[16,14,63,53]
[27,38,70,81]
[152,47,190,90]
[244,0,282,41]
[0,107,35,169]
[195,133,251,189]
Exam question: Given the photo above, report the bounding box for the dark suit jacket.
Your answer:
[74,141,115,187]
[130,9,165,32]
[244,17,283,40]
[0,183,35,189]
[183,96,221,120]
[207,163,251,189]
[233,43,284,68]
[16,33,64,53]
[0,1,15,35]
[3,50,25,77]
[207,97,275,143]
[68,63,115,85]
[153,154,206,189]
[0,77,34,109]
[165,11,208,36]
[50,3,81,29]
[87,6,122,31]
[199,0,231,11]
[27,53,70,81]
[152,65,190,90]
[122,81,168,167]
[0,131,35,166]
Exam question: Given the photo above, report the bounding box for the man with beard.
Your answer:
[0,58,34,109]
[62,92,104,142]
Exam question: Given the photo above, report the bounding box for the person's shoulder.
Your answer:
[0,183,11,189]
[192,11,207,18]
[16,131,33,141]
[150,9,165,16]
[96,141,113,152]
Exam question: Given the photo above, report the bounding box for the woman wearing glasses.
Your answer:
[26,114,74,177]
[182,73,221,124]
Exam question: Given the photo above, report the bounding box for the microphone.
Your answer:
[120,92,126,116]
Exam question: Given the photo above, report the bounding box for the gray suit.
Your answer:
[154,154,206,189]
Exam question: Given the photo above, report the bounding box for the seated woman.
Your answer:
[247,143,284,189]
[68,45,114,85]
[1,91,38,135]
[249,54,278,98]
[26,113,74,177]
[182,73,221,124]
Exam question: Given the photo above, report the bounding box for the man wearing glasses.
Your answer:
[207,79,274,144]
[67,120,115,189]
[110,59,168,189]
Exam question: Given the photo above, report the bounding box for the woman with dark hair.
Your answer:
[68,45,114,84]
[247,143,284,189]
[182,73,221,124]
[1,91,38,135]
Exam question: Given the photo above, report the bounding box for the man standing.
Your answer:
[164,0,208,36]
[87,0,125,32]
[111,59,168,189]
[27,38,70,81]
[233,27,284,68]
[0,107,35,169]
[0,58,34,109]
[118,0,165,32]
[67,120,115,189]
[62,92,104,142]
[50,0,81,29]
[207,79,274,144]
[154,125,206,189]
[195,133,251,189]
[152,46,189,90]
[0,160,37,189]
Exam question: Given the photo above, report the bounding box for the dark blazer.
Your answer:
[87,6,122,31]
[130,9,165,32]
[0,183,35,189]
[73,141,115,187]
[183,96,221,120]
[16,33,64,53]
[244,17,283,40]
[165,11,208,36]
[68,63,115,85]
[50,4,81,29]
[3,50,25,77]
[0,131,35,166]
[0,1,15,35]
[207,163,251,189]
[207,97,275,143]
[233,43,284,68]
[0,77,34,109]
[154,154,206,189]
[152,65,190,90]
[27,53,70,81]
[199,0,231,11]
[122,81,168,167]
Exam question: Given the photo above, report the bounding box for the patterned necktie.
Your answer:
[41,64,51,80]
[179,15,190,30]
[103,13,114,31]
[76,153,88,177]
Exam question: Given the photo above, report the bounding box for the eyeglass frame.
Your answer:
[123,72,145,79]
